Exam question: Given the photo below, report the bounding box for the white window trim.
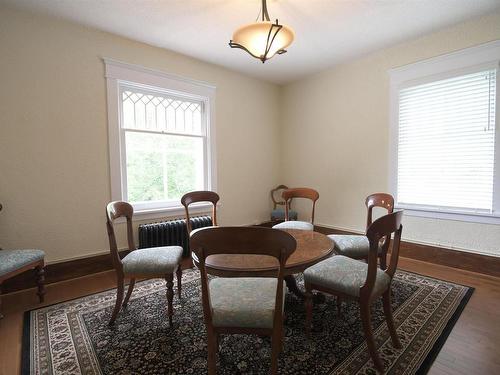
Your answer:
[104,58,217,218]
[388,40,500,224]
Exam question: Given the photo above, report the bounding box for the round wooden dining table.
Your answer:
[193,229,334,298]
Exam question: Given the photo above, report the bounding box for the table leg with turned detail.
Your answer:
[285,275,304,298]
[285,274,326,303]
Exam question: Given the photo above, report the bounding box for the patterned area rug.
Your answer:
[22,268,472,374]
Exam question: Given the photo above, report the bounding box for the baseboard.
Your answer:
[1,250,128,294]
[311,223,500,279]
[316,222,499,258]
[4,221,499,294]
[2,218,260,294]
[1,250,193,295]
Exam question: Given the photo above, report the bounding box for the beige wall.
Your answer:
[0,6,281,263]
[280,12,500,256]
[2,6,499,264]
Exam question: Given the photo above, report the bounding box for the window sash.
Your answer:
[118,84,210,208]
[119,85,206,136]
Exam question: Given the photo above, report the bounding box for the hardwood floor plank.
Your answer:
[397,258,500,375]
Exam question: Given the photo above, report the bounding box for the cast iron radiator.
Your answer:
[138,216,212,257]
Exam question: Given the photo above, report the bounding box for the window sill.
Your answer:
[110,202,217,224]
[397,205,500,225]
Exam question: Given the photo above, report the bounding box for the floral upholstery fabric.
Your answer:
[329,234,382,259]
[209,277,285,329]
[304,255,391,298]
[271,209,298,221]
[272,220,313,231]
[0,249,45,276]
[122,246,182,275]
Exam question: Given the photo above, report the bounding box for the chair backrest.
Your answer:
[0,203,2,249]
[365,193,394,229]
[106,201,136,270]
[361,211,403,298]
[181,191,220,234]
[365,193,394,266]
[270,184,290,210]
[190,226,296,329]
[282,187,319,223]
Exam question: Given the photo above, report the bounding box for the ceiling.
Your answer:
[3,0,500,84]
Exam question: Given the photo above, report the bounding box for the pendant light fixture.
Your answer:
[229,0,295,63]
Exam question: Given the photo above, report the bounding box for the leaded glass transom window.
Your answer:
[121,90,203,135]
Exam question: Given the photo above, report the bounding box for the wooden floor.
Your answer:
[1,258,499,375]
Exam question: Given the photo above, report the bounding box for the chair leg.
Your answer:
[176,267,182,299]
[304,282,313,337]
[109,274,124,325]
[0,283,3,319]
[383,290,401,349]
[122,278,136,307]
[207,328,217,375]
[337,296,343,315]
[35,266,46,303]
[165,273,174,327]
[380,253,387,270]
[270,324,282,375]
[360,301,384,373]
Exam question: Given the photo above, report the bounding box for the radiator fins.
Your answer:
[138,216,212,257]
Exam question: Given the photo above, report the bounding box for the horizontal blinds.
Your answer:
[397,69,496,211]
[121,89,204,136]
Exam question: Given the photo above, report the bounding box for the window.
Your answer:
[398,70,496,211]
[389,41,500,223]
[105,59,216,216]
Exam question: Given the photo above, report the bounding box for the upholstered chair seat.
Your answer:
[122,246,183,275]
[209,277,286,329]
[328,235,382,259]
[0,248,46,319]
[0,249,45,276]
[271,209,298,221]
[304,255,390,298]
[273,220,313,231]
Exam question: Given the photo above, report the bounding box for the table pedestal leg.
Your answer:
[284,275,326,303]
[284,275,304,298]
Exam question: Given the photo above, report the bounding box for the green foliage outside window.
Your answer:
[126,132,202,202]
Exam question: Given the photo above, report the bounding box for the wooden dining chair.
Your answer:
[304,210,403,373]
[270,184,298,221]
[106,201,183,326]
[272,187,319,231]
[190,226,297,375]
[181,190,219,235]
[329,193,394,268]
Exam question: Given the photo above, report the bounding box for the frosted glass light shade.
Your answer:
[230,21,295,62]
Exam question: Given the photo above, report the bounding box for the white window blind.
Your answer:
[397,69,497,212]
